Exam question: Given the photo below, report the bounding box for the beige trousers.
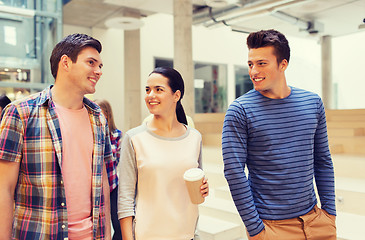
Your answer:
[248,206,337,240]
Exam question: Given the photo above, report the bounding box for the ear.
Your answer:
[279,59,288,71]
[59,54,72,72]
[174,90,181,103]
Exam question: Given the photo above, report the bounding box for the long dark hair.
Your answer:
[150,67,187,125]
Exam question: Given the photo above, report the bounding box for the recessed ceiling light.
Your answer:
[105,17,144,30]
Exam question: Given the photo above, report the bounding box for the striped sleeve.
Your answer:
[222,100,265,237]
[313,99,336,215]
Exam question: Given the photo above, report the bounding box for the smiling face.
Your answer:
[248,46,288,98]
[67,46,103,95]
[144,73,181,118]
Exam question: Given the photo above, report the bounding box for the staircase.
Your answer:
[326,109,365,155]
[198,146,247,240]
[194,110,365,240]
[326,109,365,240]
[194,113,245,240]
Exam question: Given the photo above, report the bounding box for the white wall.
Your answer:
[285,36,322,96]
[333,31,365,109]
[140,14,175,119]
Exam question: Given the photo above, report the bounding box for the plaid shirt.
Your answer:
[0,86,114,240]
[106,129,122,192]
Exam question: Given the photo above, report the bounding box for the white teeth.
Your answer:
[89,78,96,83]
[254,78,264,82]
[149,102,159,105]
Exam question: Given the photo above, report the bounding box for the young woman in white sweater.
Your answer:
[118,67,209,240]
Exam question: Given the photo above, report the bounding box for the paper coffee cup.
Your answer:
[183,168,205,204]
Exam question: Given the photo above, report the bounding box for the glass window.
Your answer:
[194,62,227,113]
[154,58,228,113]
[1,0,30,8]
[0,0,62,95]
[0,67,41,100]
[0,67,30,83]
[1,0,59,12]
[0,87,32,101]
[0,16,36,59]
[154,58,173,68]
[235,65,252,98]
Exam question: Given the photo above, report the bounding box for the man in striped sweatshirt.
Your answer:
[222,29,336,240]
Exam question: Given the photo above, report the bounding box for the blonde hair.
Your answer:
[94,99,117,132]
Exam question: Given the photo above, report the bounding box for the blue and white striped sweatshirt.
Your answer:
[222,87,336,237]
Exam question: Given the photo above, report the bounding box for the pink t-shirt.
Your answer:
[55,103,93,239]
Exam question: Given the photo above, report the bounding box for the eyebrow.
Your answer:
[145,85,166,89]
[248,59,267,63]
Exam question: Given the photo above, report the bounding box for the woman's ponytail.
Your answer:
[176,101,187,125]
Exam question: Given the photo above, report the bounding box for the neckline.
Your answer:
[54,102,86,113]
[256,86,293,100]
[144,122,190,141]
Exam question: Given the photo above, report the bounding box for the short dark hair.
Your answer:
[50,33,102,79]
[149,67,188,125]
[247,29,290,65]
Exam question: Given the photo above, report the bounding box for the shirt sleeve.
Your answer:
[0,104,24,163]
[104,125,116,190]
[313,98,336,216]
[117,132,138,220]
[221,101,265,237]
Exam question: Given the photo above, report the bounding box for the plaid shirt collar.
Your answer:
[39,85,101,114]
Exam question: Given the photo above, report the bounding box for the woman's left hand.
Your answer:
[200,177,209,198]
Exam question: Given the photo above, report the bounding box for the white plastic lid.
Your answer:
[183,168,204,181]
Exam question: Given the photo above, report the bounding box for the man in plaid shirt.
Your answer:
[0,33,113,239]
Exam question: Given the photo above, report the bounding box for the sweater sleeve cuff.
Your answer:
[247,219,265,237]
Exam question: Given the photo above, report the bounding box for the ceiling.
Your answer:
[63,0,365,38]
